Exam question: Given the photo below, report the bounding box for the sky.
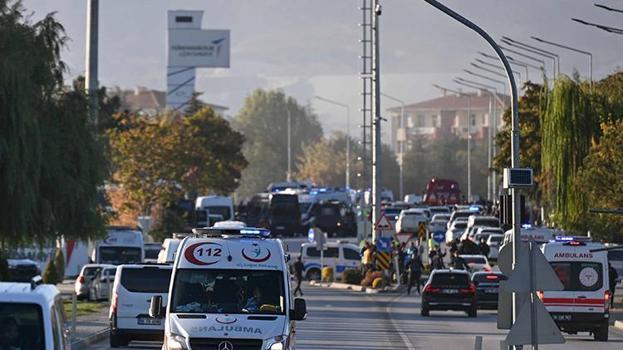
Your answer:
[23,0,623,141]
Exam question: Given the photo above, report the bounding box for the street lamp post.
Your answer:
[85,0,99,130]
[531,36,593,85]
[432,84,473,202]
[381,93,406,200]
[314,96,352,189]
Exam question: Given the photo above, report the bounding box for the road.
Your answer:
[90,283,623,350]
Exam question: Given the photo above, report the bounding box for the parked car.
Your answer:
[75,264,115,300]
[459,254,491,272]
[471,272,507,309]
[110,264,173,347]
[7,259,40,282]
[421,269,477,317]
[88,266,117,301]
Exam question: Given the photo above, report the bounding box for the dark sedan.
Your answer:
[471,271,507,309]
[421,269,477,317]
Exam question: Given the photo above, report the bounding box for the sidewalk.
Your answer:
[69,300,110,349]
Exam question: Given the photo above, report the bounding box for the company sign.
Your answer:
[168,29,230,68]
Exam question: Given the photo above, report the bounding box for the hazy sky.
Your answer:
[24,0,623,140]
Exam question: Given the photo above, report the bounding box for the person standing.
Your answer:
[479,237,490,258]
[451,251,470,271]
[407,254,424,295]
[293,256,305,296]
[609,263,618,308]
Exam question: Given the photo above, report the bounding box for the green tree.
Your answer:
[42,259,60,285]
[233,90,323,197]
[575,121,623,241]
[54,248,65,281]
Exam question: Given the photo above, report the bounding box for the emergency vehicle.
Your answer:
[300,241,361,280]
[149,227,307,350]
[540,237,611,341]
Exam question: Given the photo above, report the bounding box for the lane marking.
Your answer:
[386,293,417,349]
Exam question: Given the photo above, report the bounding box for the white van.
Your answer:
[149,227,307,350]
[92,227,144,265]
[300,241,361,280]
[110,264,173,347]
[0,278,70,349]
[195,195,234,227]
[540,239,611,341]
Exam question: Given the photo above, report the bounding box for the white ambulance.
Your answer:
[149,227,307,350]
[540,237,611,341]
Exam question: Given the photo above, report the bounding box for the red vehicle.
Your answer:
[423,178,462,205]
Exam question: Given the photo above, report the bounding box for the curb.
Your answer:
[309,280,405,294]
[71,328,109,350]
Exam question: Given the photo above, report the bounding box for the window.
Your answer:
[431,273,469,287]
[431,115,438,127]
[550,261,603,292]
[98,247,142,265]
[343,248,361,260]
[305,247,338,258]
[470,114,476,127]
[0,303,45,350]
[417,115,424,127]
[51,306,61,350]
[121,267,172,293]
[170,269,285,315]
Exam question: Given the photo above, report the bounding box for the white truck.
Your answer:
[91,227,144,265]
[195,195,234,227]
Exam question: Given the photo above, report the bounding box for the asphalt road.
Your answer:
[89,283,623,350]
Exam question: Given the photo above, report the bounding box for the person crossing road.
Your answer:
[294,256,305,296]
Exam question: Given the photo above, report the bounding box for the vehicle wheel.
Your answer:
[594,323,609,341]
[110,332,127,348]
[468,306,477,318]
[306,269,321,281]
[421,304,429,317]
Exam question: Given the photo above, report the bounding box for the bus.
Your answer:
[423,178,462,206]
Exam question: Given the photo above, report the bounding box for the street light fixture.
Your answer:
[473,60,522,82]
[572,18,623,35]
[314,96,351,189]
[499,46,550,81]
[531,36,592,84]
[594,3,623,14]
[501,36,560,76]
[381,93,406,200]
[432,83,474,202]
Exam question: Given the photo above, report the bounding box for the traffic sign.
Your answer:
[307,228,315,243]
[376,237,392,253]
[432,231,445,244]
[505,297,565,346]
[497,242,527,276]
[503,243,563,293]
[374,214,393,231]
[376,251,391,270]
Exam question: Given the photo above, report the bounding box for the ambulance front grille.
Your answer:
[189,338,263,350]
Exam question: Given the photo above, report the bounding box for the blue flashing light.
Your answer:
[555,236,574,242]
[240,228,271,237]
[469,206,480,212]
[521,224,533,229]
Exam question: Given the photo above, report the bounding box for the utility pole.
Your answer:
[85,0,99,130]
[381,93,405,200]
[287,109,292,182]
[371,0,382,242]
[467,96,472,202]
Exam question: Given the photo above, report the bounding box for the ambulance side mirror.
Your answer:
[291,298,307,321]
[149,295,163,318]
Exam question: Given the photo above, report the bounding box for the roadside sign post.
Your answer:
[310,227,327,278]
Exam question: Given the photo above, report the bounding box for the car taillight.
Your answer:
[605,290,612,306]
[536,290,544,300]
[78,276,85,284]
[460,283,476,294]
[424,285,440,293]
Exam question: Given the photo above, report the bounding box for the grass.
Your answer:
[63,300,104,317]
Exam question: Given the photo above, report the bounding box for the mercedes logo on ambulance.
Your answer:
[218,340,234,350]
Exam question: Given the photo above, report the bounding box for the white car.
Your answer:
[396,209,429,234]
[459,254,491,272]
[88,266,117,301]
[300,241,361,280]
[0,277,70,349]
[75,263,115,300]
[446,217,468,243]
[486,233,505,260]
[109,264,172,347]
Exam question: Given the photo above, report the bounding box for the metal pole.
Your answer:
[287,109,292,182]
[487,94,492,201]
[467,95,472,203]
[371,0,382,243]
[381,93,405,200]
[85,0,99,130]
[530,36,593,87]
[422,2,520,347]
[71,291,77,334]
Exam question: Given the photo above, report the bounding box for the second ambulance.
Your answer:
[150,226,307,350]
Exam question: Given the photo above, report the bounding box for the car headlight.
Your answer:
[166,334,188,350]
[266,335,288,350]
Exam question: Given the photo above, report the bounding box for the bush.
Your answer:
[372,277,384,289]
[321,267,334,282]
[341,269,363,285]
[54,249,65,281]
[43,259,60,285]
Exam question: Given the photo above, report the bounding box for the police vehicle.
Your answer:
[149,226,307,350]
[540,237,611,341]
[0,277,71,349]
[299,241,361,281]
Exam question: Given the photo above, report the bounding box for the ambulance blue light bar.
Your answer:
[192,227,271,238]
[554,235,592,242]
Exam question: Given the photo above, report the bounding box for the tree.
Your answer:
[297,137,348,186]
[575,121,623,241]
[54,248,65,281]
[109,107,247,223]
[42,259,60,285]
[233,90,323,197]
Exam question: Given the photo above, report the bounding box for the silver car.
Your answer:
[88,266,117,301]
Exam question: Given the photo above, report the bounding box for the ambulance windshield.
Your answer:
[170,269,285,315]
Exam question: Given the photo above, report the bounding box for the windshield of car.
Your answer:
[431,273,469,287]
[432,214,450,222]
[489,235,504,244]
[83,266,101,277]
[144,248,160,260]
[462,256,487,265]
[550,261,603,292]
[121,267,172,293]
[474,218,500,227]
[99,247,142,265]
[0,303,44,350]
[170,269,285,315]
[453,222,467,229]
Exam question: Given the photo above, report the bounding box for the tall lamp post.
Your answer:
[314,96,351,189]
[432,84,473,202]
[85,0,99,130]
[531,36,592,85]
[381,93,406,200]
